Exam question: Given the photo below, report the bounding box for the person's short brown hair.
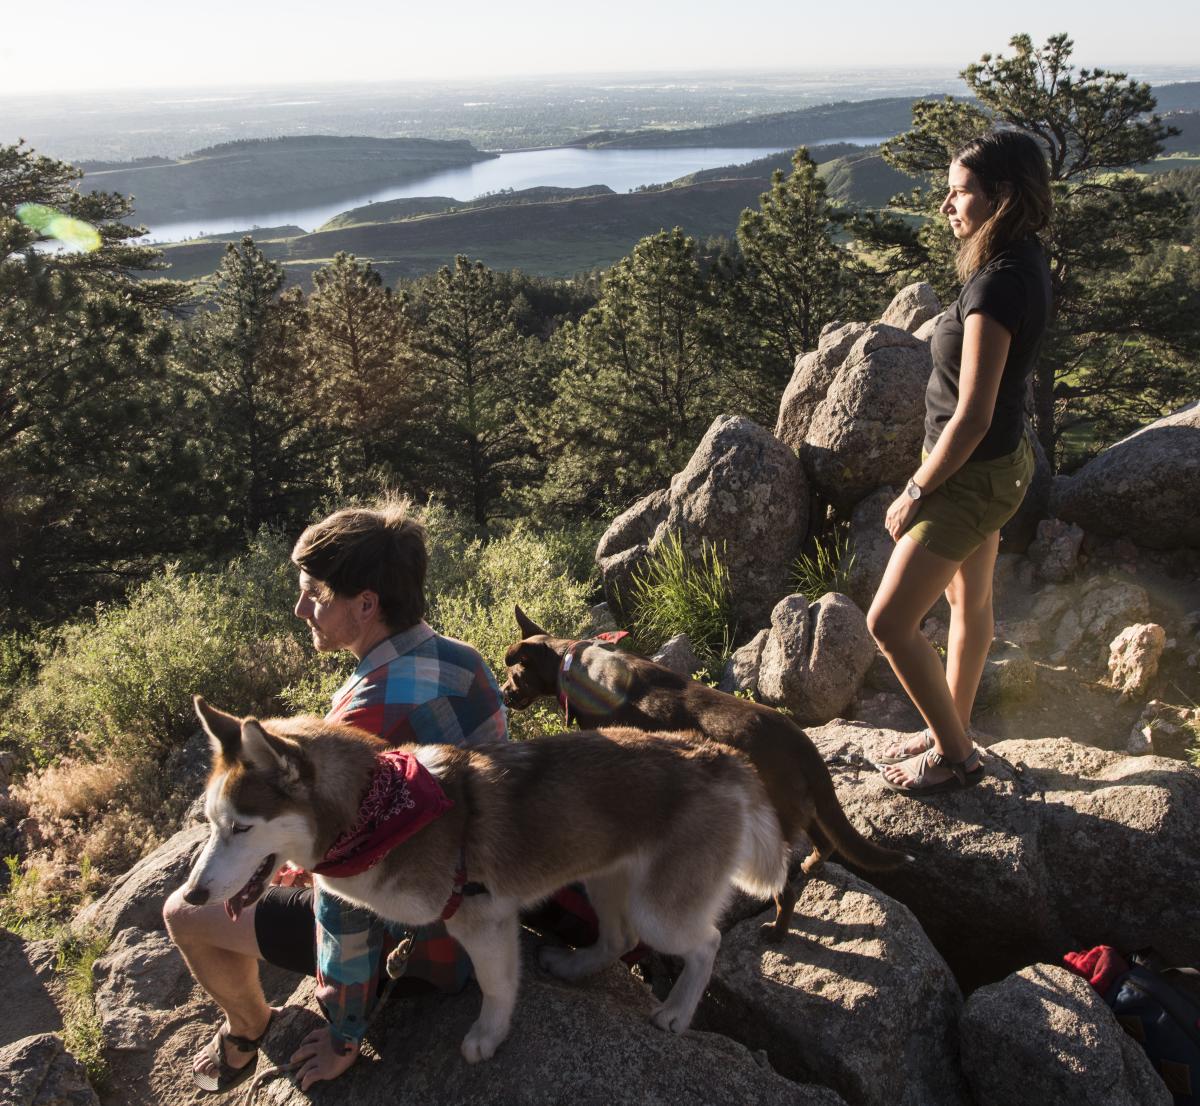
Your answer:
[291,497,427,631]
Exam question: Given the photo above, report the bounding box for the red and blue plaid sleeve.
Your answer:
[315,629,506,1041]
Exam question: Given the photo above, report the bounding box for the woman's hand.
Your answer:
[885,491,921,543]
[291,1026,359,1090]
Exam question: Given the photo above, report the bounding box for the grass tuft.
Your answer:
[627,531,733,667]
[792,528,855,602]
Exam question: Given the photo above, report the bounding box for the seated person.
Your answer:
[164,498,507,1092]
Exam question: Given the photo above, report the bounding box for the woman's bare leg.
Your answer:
[944,530,1000,727]
[867,536,973,784]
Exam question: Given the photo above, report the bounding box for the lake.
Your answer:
[143,139,888,243]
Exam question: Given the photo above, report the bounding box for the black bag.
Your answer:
[1106,951,1200,1105]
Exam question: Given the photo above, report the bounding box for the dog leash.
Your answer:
[823,751,876,777]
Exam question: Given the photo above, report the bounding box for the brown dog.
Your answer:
[502,606,909,938]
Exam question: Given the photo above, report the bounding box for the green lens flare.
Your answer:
[15,203,102,253]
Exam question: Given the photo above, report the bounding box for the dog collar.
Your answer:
[556,631,630,725]
[440,843,489,921]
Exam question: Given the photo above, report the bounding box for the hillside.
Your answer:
[1162,111,1200,153]
[572,96,926,149]
[818,149,921,207]
[157,176,776,284]
[77,135,497,225]
[319,185,616,230]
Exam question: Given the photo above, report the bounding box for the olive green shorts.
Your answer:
[906,436,1035,563]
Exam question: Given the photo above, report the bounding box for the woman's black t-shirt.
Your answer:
[925,237,1052,461]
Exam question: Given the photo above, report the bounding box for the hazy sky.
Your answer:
[2,0,1198,95]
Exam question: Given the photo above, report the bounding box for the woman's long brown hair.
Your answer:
[953,130,1052,282]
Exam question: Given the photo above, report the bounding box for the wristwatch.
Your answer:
[905,478,923,501]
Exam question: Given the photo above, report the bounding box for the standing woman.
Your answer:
[867,130,1052,794]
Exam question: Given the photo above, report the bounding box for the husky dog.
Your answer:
[182,697,787,1063]
[501,606,910,938]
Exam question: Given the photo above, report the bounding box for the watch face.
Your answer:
[907,483,921,500]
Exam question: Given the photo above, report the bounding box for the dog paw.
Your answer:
[758,920,784,944]
[537,945,576,979]
[461,1022,502,1064]
[650,1003,691,1034]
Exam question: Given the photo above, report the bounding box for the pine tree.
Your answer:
[302,252,412,494]
[0,142,196,623]
[401,256,537,527]
[534,229,727,516]
[724,148,876,396]
[881,33,1193,465]
[183,238,325,539]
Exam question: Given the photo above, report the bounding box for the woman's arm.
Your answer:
[885,311,1012,541]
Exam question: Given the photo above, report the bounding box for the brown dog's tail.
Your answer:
[806,751,912,871]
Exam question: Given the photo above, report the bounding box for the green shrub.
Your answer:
[792,528,856,601]
[1,532,332,766]
[627,531,733,666]
[429,522,593,671]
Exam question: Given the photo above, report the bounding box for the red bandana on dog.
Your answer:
[312,749,452,877]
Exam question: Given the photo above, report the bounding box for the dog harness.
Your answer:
[311,749,453,878]
[556,630,630,725]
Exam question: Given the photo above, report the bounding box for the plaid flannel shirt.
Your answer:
[315,620,507,1045]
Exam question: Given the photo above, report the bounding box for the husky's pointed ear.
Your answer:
[194,696,243,762]
[514,604,547,639]
[240,720,301,782]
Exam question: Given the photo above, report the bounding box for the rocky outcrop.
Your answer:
[810,722,1200,984]
[974,640,1037,711]
[651,633,702,677]
[718,628,768,695]
[702,865,970,1106]
[777,324,931,512]
[1054,400,1200,549]
[960,964,1171,1106]
[92,928,198,1053]
[0,930,61,1047]
[0,1034,99,1106]
[879,282,940,333]
[842,487,894,613]
[594,489,670,617]
[1107,623,1167,700]
[1003,575,1152,670]
[118,954,842,1106]
[775,323,869,447]
[757,594,876,725]
[597,416,808,632]
[73,824,208,937]
[1028,518,1085,583]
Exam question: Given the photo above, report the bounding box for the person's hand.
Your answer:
[272,864,312,889]
[291,1026,359,1090]
[885,491,921,542]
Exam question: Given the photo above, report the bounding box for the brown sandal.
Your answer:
[191,1012,274,1094]
[880,748,984,795]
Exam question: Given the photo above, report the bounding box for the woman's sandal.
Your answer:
[880,747,985,796]
[192,1012,275,1094]
[877,728,934,764]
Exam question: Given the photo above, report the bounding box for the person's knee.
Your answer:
[163,886,187,939]
[866,602,910,653]
[946,579,993,619]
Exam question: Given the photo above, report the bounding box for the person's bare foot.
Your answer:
[879,728,934,763]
